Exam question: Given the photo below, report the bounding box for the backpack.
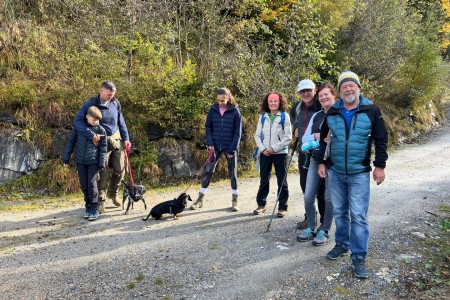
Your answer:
[252,112,286,160]
[259,112,286,143]
[90,97,121,114]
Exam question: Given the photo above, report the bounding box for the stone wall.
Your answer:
[0,128,46,185]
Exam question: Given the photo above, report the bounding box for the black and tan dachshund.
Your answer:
[143,192,192,221]
[122,180,147,214]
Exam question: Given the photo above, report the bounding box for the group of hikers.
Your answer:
[62,71,388,279]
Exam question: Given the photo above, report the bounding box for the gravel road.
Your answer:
[0,109,449,300]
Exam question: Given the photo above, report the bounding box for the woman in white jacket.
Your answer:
[253,92,293,217]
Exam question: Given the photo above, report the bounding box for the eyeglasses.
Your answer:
[299,89,313,94]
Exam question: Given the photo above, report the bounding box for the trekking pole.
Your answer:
[266,138,299,233]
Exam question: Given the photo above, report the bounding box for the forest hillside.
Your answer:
[1,0,449,193]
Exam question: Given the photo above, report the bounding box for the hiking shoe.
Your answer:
[231,194,239,212]
[297,227,315,242]
[297,213,308,229]
[98,203,105,214]
[352,257,369,279]
[253,206,266,215]
[107,192,121,207]
[111,198,121,207]
[277,210,287,218]
[84,209,90,219]
[190,192,205,210]
[312,230,329,246]
[88,210,99,221]
[327,244,350,260]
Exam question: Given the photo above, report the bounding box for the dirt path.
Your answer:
[0,111,449,299]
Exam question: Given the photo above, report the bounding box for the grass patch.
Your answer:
[154,278,164,285]
[330,286,356,297]
[401,204,450,298]
[0,193,82,212]
[126,282,136,289]
[135,274,145,282]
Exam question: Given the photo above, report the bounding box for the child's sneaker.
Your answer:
[88,210,99,221]
[297,227,315,242]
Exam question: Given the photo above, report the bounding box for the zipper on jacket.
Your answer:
[269,116,272,147]
[353,114,358,130]
[220,117,224,150]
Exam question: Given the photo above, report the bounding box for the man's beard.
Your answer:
[342,92,359,104]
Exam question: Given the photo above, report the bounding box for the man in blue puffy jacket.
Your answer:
[317,71,388,279]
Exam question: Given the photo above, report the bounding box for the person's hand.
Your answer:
[263,148,274,156]
[92,134,104,146]
[63,163,68,167]
[294,128,299,138]
[226,153,234,158]
[315,133,320,140]
[208,146,214,151]
[318,163,327,178]
[124,140,131,152]
[373,167,385,185]
[324,137,331,145]
[98,167,105,172]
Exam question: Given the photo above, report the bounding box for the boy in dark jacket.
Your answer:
[62,106,107,221]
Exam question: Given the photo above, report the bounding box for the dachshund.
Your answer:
[122,181,147,214]
[143,192,192,221]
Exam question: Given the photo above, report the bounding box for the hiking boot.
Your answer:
[312,230,329,246]
[296,213,308,229]
[297,227,315,242]
[327,244,350,260]
[107,192,121,207]
[253,206,266,215]
[88,210,99,221]
[231,194,239,212]
[277,210,287,218]
[190,192,205,210]
[98,203,105,214]
[352,256,369,279]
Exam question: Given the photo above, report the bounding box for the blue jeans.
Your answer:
[298,152,325,222]
[256,153,289,210]
[328,169,370,260]
[304,159,333,231]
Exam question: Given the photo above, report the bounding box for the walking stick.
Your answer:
[266,138,299,232]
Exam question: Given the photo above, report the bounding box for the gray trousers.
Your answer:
[98,140,125,202]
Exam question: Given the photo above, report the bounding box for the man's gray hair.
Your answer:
[101,80,116,92]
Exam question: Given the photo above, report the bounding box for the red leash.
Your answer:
[124,143,135,186]
[183,148,215,193]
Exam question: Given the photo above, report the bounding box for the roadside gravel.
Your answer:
[0,108,449,300]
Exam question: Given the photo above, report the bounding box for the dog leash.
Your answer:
[124,143,135,186]
[182,147,215,193]
[106,145,132,183]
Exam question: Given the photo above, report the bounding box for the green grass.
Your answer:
[413,204,450,298]
[0,193,82,212]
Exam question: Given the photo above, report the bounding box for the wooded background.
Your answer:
[1,0,449,192]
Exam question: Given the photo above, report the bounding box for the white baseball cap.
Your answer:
[296,79,316,92]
